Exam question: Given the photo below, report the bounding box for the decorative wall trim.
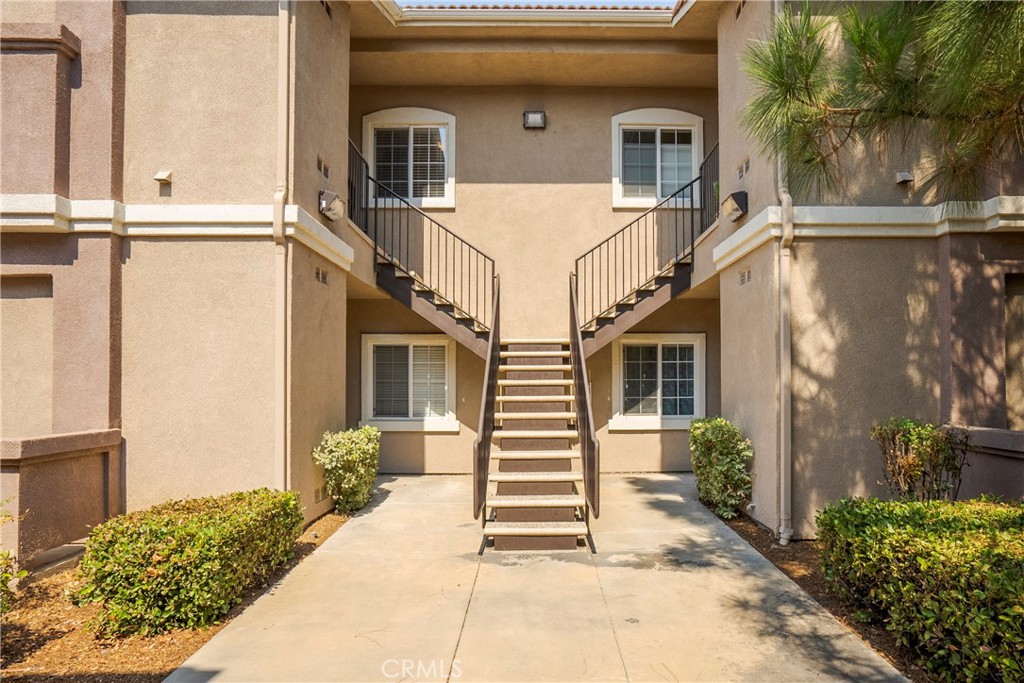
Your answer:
[712,196,1024,271]
[1,23,81,59]
[0,195,354,271]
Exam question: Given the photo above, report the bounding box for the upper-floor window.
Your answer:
[611,108,704,209]
[362,108,456,209]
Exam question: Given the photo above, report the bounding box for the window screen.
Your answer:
[372,343,448,419]
[373,345,409,418]
[660,129,693,198]
[412,345,447,417]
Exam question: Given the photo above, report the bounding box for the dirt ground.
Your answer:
[1,512,347,683]
[725,516,930,683]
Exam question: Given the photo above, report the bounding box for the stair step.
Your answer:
[483,521,588,537]
[493,429,579,440]
[487,494,585,508]
[500,351,570,358]
[499,365,572,373]
[496,394,574,403]
[498,379,573,387]
[488,470,582,483]
[495,412,576,420]
[502,339,569,345]
[492,450,580,460]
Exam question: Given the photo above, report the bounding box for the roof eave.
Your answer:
[371,0,699,28]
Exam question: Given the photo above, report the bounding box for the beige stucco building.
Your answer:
[2,0,1022,562]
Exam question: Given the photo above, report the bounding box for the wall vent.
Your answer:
[315,266,329,285]
[320,0,332,19]
[316,156,330,180]
[739,267,752,286]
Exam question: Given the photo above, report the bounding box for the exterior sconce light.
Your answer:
[895,171,914,185]
[153,170,173,184]
[523,111,546,129]
[722,190,748,222]
[318,190,344,222]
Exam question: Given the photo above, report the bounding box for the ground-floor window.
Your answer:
[360,334,458,432]
[610,333,706,431]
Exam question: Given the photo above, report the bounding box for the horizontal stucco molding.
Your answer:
[712,195,1024,271]
[0,195,354,271]
[1,428,121,465]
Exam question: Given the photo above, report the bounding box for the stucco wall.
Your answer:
[122,1,277,203]
[288,241,348,521]
[0,234,120,435]
[589,296,721,472]
[716,0,777,238]
[121,238,277,510]
[719,239,780,533]
[1,277,54,437]
[940,233,1024,429]
[350,85,718,338]
[291,0,350,231]
[346,298,481,473]
[790,237,942,537]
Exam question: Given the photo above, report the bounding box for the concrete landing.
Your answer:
[166,474,905,683]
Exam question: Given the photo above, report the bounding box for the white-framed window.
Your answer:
[362,108,456,209]
[610,333,706,431]
[360,334,459,433]
[611,108,704,209]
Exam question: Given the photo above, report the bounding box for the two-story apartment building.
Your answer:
[2,0,1022,562]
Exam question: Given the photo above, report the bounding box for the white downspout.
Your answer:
[774,0,795,545]
[273,0,292,491]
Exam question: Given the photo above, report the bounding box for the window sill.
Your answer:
[608,415,696,432]
[612,198,701,211]
[360,418,460,434]
[365,197,455,211]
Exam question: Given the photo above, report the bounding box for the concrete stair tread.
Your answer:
[493,429,579,439]
[491,450,580,459]
[488,471,583,482]
[487,494,585,508]
[495,412,576,420]
[502,339,569,345]
[500,351,570,358]
[495,394,574,402]
[499,365,572,372]
[483,521,588,537]
[498,379,573,386]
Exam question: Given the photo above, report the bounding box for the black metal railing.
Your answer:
[700,142,720,233]
[569,273,600,518]
[348,141,496,328]
[473,275,500,521]
[573,143,719,328]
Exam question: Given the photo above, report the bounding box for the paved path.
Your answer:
[167,475,905,682]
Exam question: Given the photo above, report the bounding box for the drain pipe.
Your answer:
[272,0,292,491]
[774,0,795,545]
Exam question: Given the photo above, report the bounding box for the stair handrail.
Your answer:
[573,143,720,329]
[569,272,600,518]
[473,274,501,521]
[348,140,496,330]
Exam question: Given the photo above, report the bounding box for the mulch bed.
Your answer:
[725,516,931,683]
[1,511,348,683]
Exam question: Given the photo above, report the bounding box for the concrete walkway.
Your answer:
[167,475,905,683]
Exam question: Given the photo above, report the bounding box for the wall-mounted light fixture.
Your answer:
[722,190,748,222]
[523,111,546,129]
[153,170,173,184]
[318,190,344,222]
[895,171,914,185]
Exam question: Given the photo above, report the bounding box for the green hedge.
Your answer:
[688,417,752,519]
[818,498,1024,680]
[312,426,380,512]
[72,489,303,637]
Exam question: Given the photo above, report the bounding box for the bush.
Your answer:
[870,417,969,501]
[818,498,1024,681]
[1,507,26,615]
[72,489,303,637]
[688,417,752,519]
[312,426,381,512]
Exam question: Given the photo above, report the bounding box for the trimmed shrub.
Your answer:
[688,417,752,519]
[312,426,381,512]
[870,417,969,501]
[72,489,303,637]
[818,498,1024,681]
[0,507,26,615]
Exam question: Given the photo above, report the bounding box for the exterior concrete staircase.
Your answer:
[481,340,590,550]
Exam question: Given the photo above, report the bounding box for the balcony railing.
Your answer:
[573,143,719,328]
[348,140,495,328]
